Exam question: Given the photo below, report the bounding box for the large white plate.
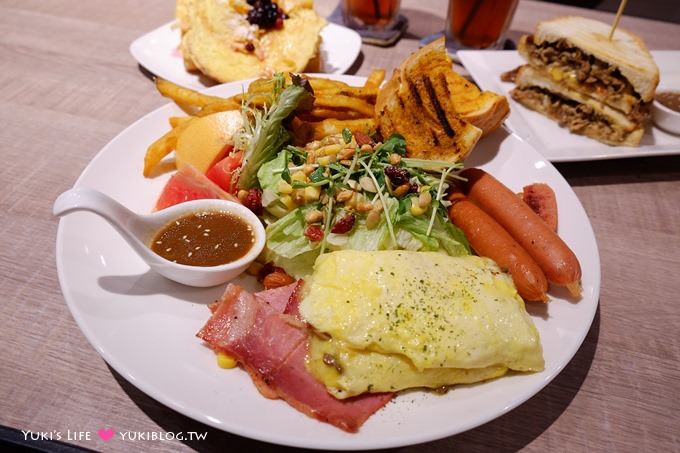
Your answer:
[459,50,680,162]
[55,75,600,450]
[130,20,362,91]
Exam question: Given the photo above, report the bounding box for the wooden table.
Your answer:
[1,0,678,451]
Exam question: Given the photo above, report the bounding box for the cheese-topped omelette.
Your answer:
[299,250,544,398]
[177,0,326,83]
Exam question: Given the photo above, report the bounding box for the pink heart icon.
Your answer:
[97,428,115,441]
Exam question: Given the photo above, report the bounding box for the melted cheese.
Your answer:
[300,251,544,398]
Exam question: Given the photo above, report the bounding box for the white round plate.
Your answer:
[55,75,601,450]
[129,21,362,91]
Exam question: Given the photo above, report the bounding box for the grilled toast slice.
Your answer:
[376,39,482,162]
[447,70,509,136]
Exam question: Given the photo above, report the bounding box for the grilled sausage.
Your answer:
[460,168,582,297]
[449,198,549,302]
[523,183,558,232]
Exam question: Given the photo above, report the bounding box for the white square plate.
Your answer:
[130,21,362,91]
[459,50,680,162]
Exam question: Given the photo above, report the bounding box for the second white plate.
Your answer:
[459,50,680,162]
[130,21,362,91]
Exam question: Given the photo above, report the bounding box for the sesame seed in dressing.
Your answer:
[150,210,255,266]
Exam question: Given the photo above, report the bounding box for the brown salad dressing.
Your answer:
[657,91,680,113]
[150,210,255,266]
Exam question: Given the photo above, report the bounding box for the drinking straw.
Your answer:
[459,0,484,39]
[373,0,382,20]
[608,0,628,40]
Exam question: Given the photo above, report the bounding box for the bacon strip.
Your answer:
[197,283,392,432]
[255,282,299,313]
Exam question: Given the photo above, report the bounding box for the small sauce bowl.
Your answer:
[53,188,265,287]
[652,87,680,135]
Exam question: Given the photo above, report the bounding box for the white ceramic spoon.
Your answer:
[53,187,265,287]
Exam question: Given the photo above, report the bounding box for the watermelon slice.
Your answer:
[155,165,239,211]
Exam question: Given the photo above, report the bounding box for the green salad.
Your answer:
[236,74,470,278]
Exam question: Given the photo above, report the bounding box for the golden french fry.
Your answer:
[195,99,242,117]
[365,69,386,89]
[168,116,193,128]
[299,108,368,121]
[314,95,375,117]
[307,77,351,90]
[143,118,196,177]
[248,78,278,95]
[155,78,226,109]
[292,118,375,144]
[310,87,377,103]
[144,129,178,177]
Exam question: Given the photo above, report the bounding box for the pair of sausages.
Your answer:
[449,168,582,302]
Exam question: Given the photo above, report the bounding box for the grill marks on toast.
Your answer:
[407,78,423,107]
[422,76,456,138]
[374,37,483,162]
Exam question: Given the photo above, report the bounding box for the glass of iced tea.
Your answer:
[445,0,518,50]
[342,0,401,31]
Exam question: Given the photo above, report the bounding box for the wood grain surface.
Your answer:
[1,1,679,452]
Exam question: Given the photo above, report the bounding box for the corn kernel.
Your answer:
[278,180,293,194]
[280,195,296,210]
[317,155,337,166]
[291,171,307,182]
[410,197,427,216]
[216,352,237,369]
[304,185,321,202]
[317,143,343,156]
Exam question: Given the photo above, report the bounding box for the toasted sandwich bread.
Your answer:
[376,38,511,162]
[511,65,644,146]
[178,0,325,83]
[527,16,659,102]
[447,70,510,136]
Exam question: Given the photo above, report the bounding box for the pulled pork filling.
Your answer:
[510,86,631,143]
[527,36,635,98]
[524,36,651,122]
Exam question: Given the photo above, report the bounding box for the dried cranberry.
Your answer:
[384,166,410,186]
[409,182,419,193]
[304,225,324,242]
[331,213,355,234]
[243,188,263,216]
[245,41,255,52]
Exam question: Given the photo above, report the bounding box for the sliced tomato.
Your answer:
[206,149,242,193]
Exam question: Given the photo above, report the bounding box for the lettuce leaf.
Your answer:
[327,198,398,253]
[237,79,313,190]
[265,206,321,278]
[257,150,290,219]
[396,209,470,256]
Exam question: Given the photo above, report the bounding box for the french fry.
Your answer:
[143,117,196,177]
[364,69,386,89]
[292,118,375,144]
[195,98,242,117]
[168,116,193,128]
[299,108,368,121]
[307,77,351,90]
[310,87,377,103]
[314,95,375,117]
[155,78,226,110]
[146,70,385,177]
